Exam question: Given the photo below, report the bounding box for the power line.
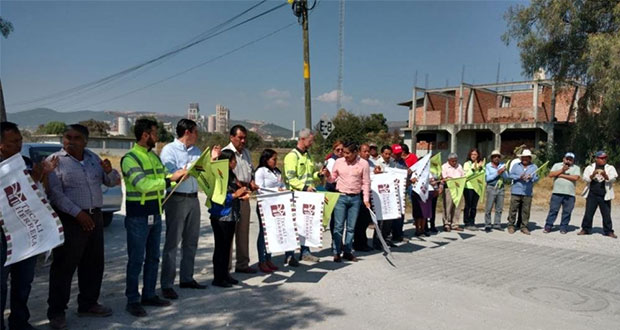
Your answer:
[11,0,284,108]
[65,22,297,112]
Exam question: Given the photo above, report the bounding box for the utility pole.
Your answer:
[292,0,315,129]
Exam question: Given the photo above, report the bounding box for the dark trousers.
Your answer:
[391,216,404,240]
[544,194,575,231]
[507,195,532,229]
[353,205,371,250]
[463,188,480,226]
[581,193,614,234]
[1,231,37,330]
[427,194,438,231]
[48,210,104,318]
[211,219,236,283]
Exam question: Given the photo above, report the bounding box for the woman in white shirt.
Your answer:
[254,149,296,273]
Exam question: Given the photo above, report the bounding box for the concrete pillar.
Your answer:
[494,132,501,151]
[547,124,554,150]
[411,87,417,128]
[467,89,475,124]
[444,98,450,124]
[450,129,457,154]
[423,92,428,125]
[550,83,556,122]
[533,81,539,122]
[458,84,464,124]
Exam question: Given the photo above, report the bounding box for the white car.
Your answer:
[21,143,123,227]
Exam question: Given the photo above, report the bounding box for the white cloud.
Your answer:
[315,89,352,103]
[361,98,382,106]
[263,88,291,100]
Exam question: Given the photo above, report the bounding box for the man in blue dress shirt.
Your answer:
[159,119,206,299]
[506,149,539,235]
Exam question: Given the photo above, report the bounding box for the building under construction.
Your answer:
[399,79,586,161]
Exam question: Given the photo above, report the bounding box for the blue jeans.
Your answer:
[1,231,37,330]
[125,215,162,303]
[332,194,361,255]
[545,194,575,231]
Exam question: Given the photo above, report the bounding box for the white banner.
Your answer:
[409,153,432,202]
[293,191,324,248]
[384,167,407,215]
[370,173,401,220]
[0,154,64,266]
[257,191,299,254]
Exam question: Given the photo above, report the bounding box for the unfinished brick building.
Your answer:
[399,79,585,161]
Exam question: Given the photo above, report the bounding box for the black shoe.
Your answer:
[387,240,398,248]
[141,295,171,307]
[180,280,207,289]
[286,256,300,267]
[126,303,147,317]
[161,288,179,299]
[484,227,492,233]
[48,315,67,329]
[226,276,239,285]
[212,280,233,288]
[429,227,438,234]
[22,323,39,330]
[392,237,404,243]
[343,252,358,262]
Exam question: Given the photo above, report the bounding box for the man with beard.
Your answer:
[121,118,187,317]
[46,124,121,329]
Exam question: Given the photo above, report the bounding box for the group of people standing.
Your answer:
[1,118,617,330]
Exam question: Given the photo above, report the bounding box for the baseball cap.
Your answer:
[391,144,403,154]
[564,152,575,159]
[595,151,607,158]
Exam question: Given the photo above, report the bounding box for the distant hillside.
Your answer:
[9,108,295,139]
[8,108,115,129]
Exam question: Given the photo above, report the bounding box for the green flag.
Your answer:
[319,192,340,227]
[467,171,486,200]
[188,148,213,207]
[430,152,442,177]
[446,176,467,206]
[210,160,229,205]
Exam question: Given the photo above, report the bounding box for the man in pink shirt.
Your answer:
[326,142,371,262]
[442,153,465,232]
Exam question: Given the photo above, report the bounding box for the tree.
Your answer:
[503,0,620,166]
[79,119,110,137]
[0,17,14,122]
[36,121,67,135]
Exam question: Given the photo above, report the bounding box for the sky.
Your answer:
[1,0,527,129]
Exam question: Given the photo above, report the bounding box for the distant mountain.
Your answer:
[9,108,295,139]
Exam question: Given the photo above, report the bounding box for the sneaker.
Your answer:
[126,303,147,317]
[301,254,320,262]
[141,296,171,307]
[521,227,531,235]
[48,315,67,329]
[508,227,515,234]
[286,256,300,267]
[77,303,113,317]
[577,229,589,235]
[161,288,178,300]
[179,280,207,289]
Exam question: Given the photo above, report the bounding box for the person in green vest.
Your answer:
[283,128,327,264]
[121,118,186,317]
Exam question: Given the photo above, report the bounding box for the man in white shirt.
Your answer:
[578,151,618,238]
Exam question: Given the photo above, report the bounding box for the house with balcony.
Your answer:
[399,79,585,161]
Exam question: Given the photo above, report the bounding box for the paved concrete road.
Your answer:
[20,196,620,329]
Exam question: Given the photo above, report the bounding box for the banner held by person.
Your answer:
[257,191,299,254]
[293,191,324,248]
[384,167,407,215]
[467,171,486,202]
[445,176,467,207]
[409,153,432,202]
[430,152,442,178]
[0,154,64,266]
[370,173,401,220]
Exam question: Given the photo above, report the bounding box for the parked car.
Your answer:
[21,143,123,227]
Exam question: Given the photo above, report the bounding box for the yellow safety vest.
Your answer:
[283,148,320,191]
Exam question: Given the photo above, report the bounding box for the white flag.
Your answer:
[293,191,324,248]
[256,191,299,254]
[370,173,401,220]
[409,153,432,202]
[0,154,64,266]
